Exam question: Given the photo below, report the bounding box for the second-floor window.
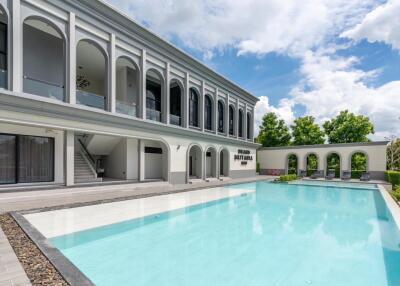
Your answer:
[0,21,6,89]
[189,88,199,127]
[238,109,243,138]
[218,100,224,133]
[170,81,182,126]
[247,112,251,139]
[229,105,234,136]
[146,79,162,121]
[204,95,212,131]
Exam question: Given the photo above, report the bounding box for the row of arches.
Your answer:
[0,7,253,139]
[287,152,368,178]
[187,145,230,181]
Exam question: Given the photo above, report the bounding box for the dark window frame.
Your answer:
[218,100,224,133]
[229,105,235,136]
[189,88,199,127]
[204,95,212,131]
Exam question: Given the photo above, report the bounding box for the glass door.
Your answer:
[0,134,16,184]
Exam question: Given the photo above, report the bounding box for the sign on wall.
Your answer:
[234,149,253,165]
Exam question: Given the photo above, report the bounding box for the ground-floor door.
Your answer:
[0,134,54,184]
[220,152,224,176]
[189,156,193,176]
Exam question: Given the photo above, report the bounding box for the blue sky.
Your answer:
[106,0,400,139]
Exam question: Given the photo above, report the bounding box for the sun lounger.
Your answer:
[360,172,370,181]
[310,170,324,179]
[325,170,335,180]
[341,171,351,180]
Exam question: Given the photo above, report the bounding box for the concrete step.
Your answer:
[75,177,103,183]
[205,177,219,182]
[219,177,232,182]
[189,179,205,184]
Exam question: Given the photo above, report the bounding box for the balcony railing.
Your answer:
[23,75,64,101]
[0,69,7,89]
[116,100,137,117]
[146,108,161,122]
[170,114,181,126]
[77,89,106,110]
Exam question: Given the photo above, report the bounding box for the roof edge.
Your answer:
[258,141,389,151]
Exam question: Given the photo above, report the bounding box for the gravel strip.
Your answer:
[0,214,68,286]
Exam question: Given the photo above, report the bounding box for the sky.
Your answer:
[105,0,400,140]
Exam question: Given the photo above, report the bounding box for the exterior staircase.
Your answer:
[74,152,102,183]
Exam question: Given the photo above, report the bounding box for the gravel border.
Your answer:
[0,213,68,286]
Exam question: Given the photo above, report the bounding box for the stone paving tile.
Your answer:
[0,227,31,286]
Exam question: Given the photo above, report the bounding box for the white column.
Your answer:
[213,89,218,134]
[65,130,75,186]
[12,0,22,92]
[139,139,145,181]
[225,94,230,136]
[164,62,170,124]
[109,34,116,113]
[184,72,190,128]
[200,81,205,131]
[235,98,239,139]
[140,49,147,119]
[244,102,248,140]
[68,12,76,104]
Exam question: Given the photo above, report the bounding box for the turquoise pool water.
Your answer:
[51,182,400,286]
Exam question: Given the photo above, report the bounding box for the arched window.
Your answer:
[229,105,235,136]
[146,69,163,122]
[326,153,340,178]
[247,112,251,139]
[170,80,182,126]
[189,88,199,127]
[287,154,298,175]
[218,100,224,133]
[351,152,367,179]
[76,40,107,110]
[23,18,66,101]
[204,95,212,131]
[238,109,244,138]
[306,153,318,176]
[116,57,139,117]
[0,6,7,89]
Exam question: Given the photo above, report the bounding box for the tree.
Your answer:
[323,110,374,143]
[257,112,291,147]
[387,136,400,170]
[291,116,325,145]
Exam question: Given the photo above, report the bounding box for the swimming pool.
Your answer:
[50,181,400,286]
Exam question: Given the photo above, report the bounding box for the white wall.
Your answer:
[104,138,126,179]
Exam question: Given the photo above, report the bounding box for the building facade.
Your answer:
[0,0,259,187]
[258,142,388,180]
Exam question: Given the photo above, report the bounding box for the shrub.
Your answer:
[391,186,400,202]
[386,171,400,187]
[279,174,299,182]
[351,170,364,179]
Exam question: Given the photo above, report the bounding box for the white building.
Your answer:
[0,0,259,187]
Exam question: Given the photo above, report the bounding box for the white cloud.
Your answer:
[290,50,400,139]
[106,0,375,56]
[254,96,295,136]
[342,0,400,50]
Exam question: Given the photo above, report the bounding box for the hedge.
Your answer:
[391,185,400,202]
[279,174,299,182]
[385,171,400,187]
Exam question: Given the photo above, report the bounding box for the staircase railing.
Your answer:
[77,138,98,177]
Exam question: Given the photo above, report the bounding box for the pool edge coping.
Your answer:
[10,211,95,286]
[377,184,400,229]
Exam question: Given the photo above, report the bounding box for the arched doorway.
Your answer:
[116,57,139,117]
[0,5,8,89]
[326,153,341,178]
[351,152,368,179]
[205,147,217,178]
[169,79,183,126]
[146,69,164,122]
[23,17,66,101]
[143,139,169,181]
[189,87,200,127]
[306,153,318,176]
[218,100,225,133]
[204,94,213,131]
[287,154,298,175]
[219,148,230,177]
[187,145,203,180]
[76,40,107,110]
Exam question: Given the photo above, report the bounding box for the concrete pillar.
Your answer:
[235,99,239,139]
[184,72,189,128]
[214,89,218,134]
[200,81,205,131]
[225,94,229,136]
[68,12,76,104]
[298,155,305,174]
[140,49,146,119]
[109,34,116,113]
[65,130,75,186]
[341,153,350,172]
[319,154,326,175]
[244,102,248,140]
[12,0,22,92]
[164,62,170,124]
[139,139,145,181]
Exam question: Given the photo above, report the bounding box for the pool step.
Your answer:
[188,179,204,184]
